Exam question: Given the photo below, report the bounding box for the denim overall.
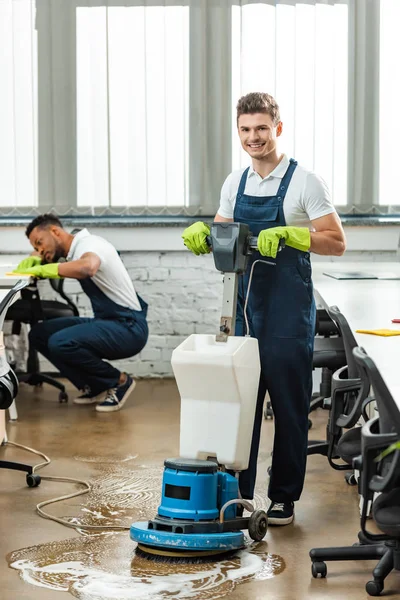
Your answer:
[234,159,316,503]
[29,278,148,396]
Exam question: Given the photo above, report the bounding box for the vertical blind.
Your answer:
[0,0,37,208]
[1,0,398,212]
[379,0,400,207]
[76,5,189,209]
[232,1,348,205]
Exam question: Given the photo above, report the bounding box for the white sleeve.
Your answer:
[73,239,106,264]
[302,172,336,221]
[217,173,235,219]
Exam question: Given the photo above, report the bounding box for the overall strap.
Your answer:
[237,167,250,199]
[277,158,298,200]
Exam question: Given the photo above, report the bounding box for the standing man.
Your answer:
[13,214,148,412]
[182,92,345,524]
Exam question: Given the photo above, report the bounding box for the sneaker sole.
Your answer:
[96,379,136,413]
[267,515,294,526]
[73,392,107,405]
[73,397,99,405]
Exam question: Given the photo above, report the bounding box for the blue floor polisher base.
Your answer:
[130,521,245,553]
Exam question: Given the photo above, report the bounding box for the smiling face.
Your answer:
[237,112,282,161]
[28,225,67,263]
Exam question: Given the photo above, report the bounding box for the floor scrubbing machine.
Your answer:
[131,223,274,561]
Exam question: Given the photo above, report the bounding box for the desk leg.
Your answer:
[8,400,17,421]
[0,410,5,444]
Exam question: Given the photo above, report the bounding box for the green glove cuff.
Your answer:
[285,227,311,253]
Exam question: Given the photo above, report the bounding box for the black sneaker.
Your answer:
[267,501,294,525]
[96,375,136,412]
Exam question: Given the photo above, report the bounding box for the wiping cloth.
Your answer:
[356,329,400,337]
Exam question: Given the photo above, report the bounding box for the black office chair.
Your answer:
[0,280,42,487]
[310,308,346,413]
[5,277,79,403]
[310,346,400,597]
[307,304,365,459]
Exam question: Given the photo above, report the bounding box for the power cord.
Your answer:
[5,440,131,532]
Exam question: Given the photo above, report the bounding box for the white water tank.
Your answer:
[171,334,261,472]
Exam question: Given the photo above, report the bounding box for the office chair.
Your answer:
[0,280,41,487]
[264,308,346,426]
[310,346,400,597]
[307,305,370,467]
[5,277,79,403]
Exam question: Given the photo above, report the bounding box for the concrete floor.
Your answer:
[1,379,399,600]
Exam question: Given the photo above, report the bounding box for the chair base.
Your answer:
[0,460,42,487]
[310,541,400,597]
[307,440,329,456]
[17,372,69,403]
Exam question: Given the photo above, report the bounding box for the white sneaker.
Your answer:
[73,390,106,405]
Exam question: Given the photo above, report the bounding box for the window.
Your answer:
[0,0,37,208]
[379,0,400,206]
[232,1,348,206]
[76,5,189,209]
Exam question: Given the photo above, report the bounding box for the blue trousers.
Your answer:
[29,316,148,395]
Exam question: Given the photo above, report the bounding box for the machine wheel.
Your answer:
[59,391,68,403]
[345,472,357,486]
[248,509,268,541]
[311,561,327,578]
[26,474,41,487]
[366,580,384,596]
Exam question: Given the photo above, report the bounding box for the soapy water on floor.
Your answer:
[7,457,284,599]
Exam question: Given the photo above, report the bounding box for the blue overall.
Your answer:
[234,159,316,504]
[29,278,148,395]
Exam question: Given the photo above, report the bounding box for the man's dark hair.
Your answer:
[236,92,281,125]
[25,214,63,238]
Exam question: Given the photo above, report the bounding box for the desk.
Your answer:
[313,262,400,410]
[0,255,28,287]
[0,265,30,443]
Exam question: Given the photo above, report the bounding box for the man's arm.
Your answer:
[58,252,101,279]
[214,213,233,223]
[309,212,346,256]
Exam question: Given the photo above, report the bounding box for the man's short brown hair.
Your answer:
[236,92,281,125]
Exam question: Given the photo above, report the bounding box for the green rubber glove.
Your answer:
[257,226,311,258]
[13,256,42,273]
[12,263,60,279]
[181,221,211,255]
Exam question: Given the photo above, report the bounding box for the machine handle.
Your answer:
[206,234,285,252]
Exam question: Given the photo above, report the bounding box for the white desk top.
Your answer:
[313,262,400,409]
[0,256,30,287]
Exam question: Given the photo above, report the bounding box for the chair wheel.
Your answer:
[366,580,384,596]
[311,561,327,578]
[248,509,268,541]
[345,472,357,486]
[59,391,68,403]
[308,419,312,429]
[264,402,273,420]
[26,474,41,487]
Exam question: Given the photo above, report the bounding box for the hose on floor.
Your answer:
[5,440,131,532]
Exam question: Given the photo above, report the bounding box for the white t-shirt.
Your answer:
[217,154,336,229]
[67,229,141,311]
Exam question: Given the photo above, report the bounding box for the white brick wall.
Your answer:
[4,251,223,379]
[3,247,399,379]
